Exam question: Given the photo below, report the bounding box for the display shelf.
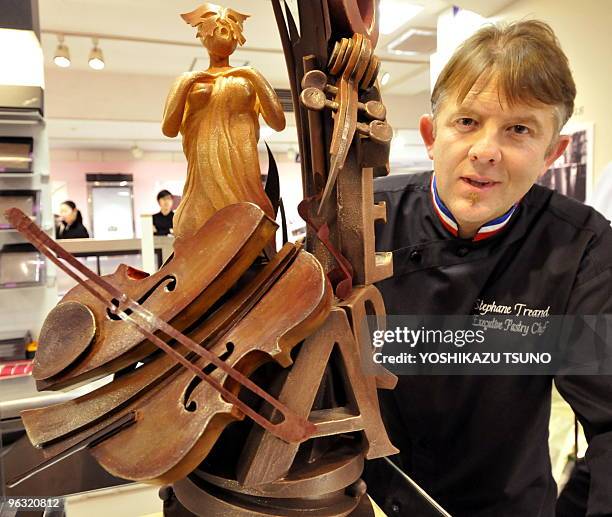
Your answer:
[0,100,56,341]
[0,225,53,234]
[0,110,44,126]
[0,266,55,289]
[0,173,34,179]
[0,360,33,380]
[0,282,48,292]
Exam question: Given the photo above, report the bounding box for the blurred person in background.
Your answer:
[153,189,175,236]
[56,200,89,239]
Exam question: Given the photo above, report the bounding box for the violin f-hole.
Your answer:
[184,342,235,412]
[106,275,177,321]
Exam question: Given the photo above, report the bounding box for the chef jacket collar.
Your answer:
[430,173,518,241]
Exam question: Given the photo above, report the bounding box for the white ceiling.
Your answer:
[38,0,438,92]
[37,0,517,152]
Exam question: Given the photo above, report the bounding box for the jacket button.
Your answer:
[390,501,402,513]
[409,250,422,262]
[456,246,469,257]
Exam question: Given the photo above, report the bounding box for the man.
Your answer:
[363,20,612,517]
[153,189,175,236]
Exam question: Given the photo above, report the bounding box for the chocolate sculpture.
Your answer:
[5,2,407,516]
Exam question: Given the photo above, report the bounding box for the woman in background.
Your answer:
[56,200,89,239]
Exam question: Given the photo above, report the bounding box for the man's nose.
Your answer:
[468,131,502,165]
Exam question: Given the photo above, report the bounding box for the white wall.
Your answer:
[384,91,430,130]
[492,0,612,184]
[45,68,172,122]
[45,67,429,130]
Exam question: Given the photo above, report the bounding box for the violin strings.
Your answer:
[6,208,314,444]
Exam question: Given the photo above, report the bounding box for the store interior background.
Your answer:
[40,0,611,238]
[1,0,611,516]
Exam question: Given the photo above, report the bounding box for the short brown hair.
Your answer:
[431,20,576,132]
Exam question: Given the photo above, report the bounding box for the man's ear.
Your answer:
[543,135,571,171]
[419,114,435,160]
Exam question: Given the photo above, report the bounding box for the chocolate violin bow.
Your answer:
[4,208,316,445]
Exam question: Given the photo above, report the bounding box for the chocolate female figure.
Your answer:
[162,3,285,240]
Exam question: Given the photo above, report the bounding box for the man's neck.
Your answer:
[457,223,480,239]
[430,173,519,241]
[160,208,172,216]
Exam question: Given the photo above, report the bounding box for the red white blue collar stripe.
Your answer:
[430,173,518,241]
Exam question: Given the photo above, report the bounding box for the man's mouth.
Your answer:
[460,177,499,190]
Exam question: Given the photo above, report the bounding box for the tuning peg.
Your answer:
[300,87,339,111]
[301,86,386,121]
[302,70,328,90]
[360,100,386,120]
[356,120,393,144]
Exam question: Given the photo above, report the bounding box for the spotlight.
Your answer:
[53,35,71,68]
[130,145,144,159]
[381,71,391,86]
[287,148,297,162]
[88,38,105,70]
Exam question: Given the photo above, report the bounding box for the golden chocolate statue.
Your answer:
[162,3,286,240]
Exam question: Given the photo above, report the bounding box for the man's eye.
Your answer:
[511,124,530,135]
[455,118,476,129]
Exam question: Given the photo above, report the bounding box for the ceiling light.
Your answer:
[88,38,105,70]
[390,132,407,160]
[130,145,144,159]
[53,35,71,68]
[287,148,298,162]
[379,1,424,35]
[381,71,391,86]
[0,30,45,87]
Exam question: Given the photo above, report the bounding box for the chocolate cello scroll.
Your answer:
[6,206,331,484]
[277,0,393,287]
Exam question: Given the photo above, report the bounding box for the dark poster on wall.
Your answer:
[538,129,589,202]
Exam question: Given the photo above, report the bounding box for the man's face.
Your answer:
[158,195,173,213]
[420,76,570,237]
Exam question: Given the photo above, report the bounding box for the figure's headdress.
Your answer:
[181,3,250,46]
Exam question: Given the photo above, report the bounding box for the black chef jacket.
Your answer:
[363,172,612,517]
[56,221,89,239]
[153,211,174,236]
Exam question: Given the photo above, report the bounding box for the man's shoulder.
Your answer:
[528,184,612,282]
[527,184,611,238]
[372,172,433,251]
[374,171,431,195]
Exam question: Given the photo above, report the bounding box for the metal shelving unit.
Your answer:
[0,108,57,340]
